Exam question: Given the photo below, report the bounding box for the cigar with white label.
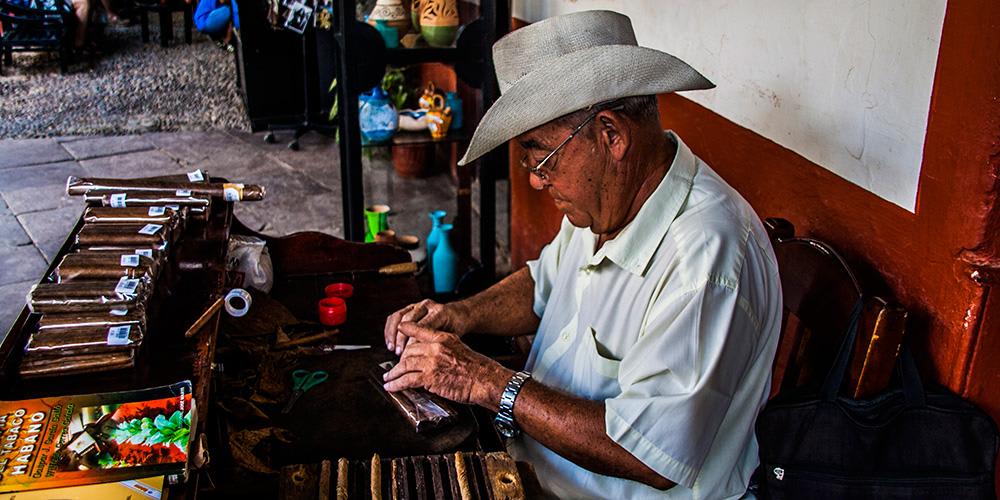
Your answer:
[86,193,211,208]
[75,223,170,251]
[53,252,158,282]
[67,176,266,201]
[26,324,143,355]
[83,206,184,231]
[27,281,151,314]
[20,350,135,377]
[37,309,147,333]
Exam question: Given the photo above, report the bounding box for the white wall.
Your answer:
[511,0,948,212]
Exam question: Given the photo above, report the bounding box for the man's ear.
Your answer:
[595,110,630,162]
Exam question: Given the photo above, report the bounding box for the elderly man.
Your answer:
[382,10,782,499]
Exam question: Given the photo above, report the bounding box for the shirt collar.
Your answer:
[587,130,698,276]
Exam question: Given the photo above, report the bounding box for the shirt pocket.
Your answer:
[581,326,621,380]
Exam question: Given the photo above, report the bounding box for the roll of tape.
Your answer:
[224,288,252,317]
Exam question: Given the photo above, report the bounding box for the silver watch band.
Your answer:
[495,370,531,438]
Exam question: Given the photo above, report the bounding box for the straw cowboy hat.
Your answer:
[458,10,715,166]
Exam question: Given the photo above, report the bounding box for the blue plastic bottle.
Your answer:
[432,223,458,294]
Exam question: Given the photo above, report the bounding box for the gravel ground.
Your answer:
[0,14,249,138]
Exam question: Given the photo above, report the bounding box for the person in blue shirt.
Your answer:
[193,0,238,41]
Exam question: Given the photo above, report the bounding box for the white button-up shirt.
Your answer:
[511,131,782,499]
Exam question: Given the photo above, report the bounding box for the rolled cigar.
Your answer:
[454,452,472,500]
[67,176,266,201]
[371,453,382,500]
[28,281,150,314]
[20,350,134,377]
[86,193,211,208]
[77,246,166,263]
[53,252,158,282]
[26,324,143,354]
[38,309,146,333]
[75,224,169,252]
[336,458,349,500]
[83,206,184,230]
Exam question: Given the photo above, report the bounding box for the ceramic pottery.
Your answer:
[365,204,391,243]
[426,107,452,140]
[368,0,409,39]
[426,210,446,270]
[418,82,444,112]
[445,91,462,129]
[432,223,458,293]
[410,0,421,31]
[358,86,398,145]
[374,20,400,48]
[420,0,458,47]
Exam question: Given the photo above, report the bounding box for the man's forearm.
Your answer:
[473,365,674,490]
[453,267,539,336]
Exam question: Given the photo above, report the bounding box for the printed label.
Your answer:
[175,189,193,197]
[222,183,243,202]
[166,204,181,211]
[109,308,129,316]
[115,277,140,295]
[107,325,132,346]
[120,254,140,267]
[138,223,163,235]
[110,193,127,208]
[187,170,205,182]
[134,249,154,258]
[148,206,166,216]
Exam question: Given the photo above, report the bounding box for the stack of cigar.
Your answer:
[282,452,527,500]
[17,173,266,378]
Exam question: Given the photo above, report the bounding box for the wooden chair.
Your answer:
[133,0,192,47]
[765,217,908,399]
[0,0,74,73]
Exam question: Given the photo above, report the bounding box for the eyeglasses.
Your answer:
[520,102,626,181]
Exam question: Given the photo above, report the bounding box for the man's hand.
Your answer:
[383,299,469,355]
[382,323,510,405]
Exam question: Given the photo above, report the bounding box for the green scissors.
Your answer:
[281,369,329,414]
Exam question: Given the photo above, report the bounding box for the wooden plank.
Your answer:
[483,452,526,500]
[279,463,320,500]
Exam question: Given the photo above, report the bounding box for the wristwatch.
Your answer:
[494,370,531,439]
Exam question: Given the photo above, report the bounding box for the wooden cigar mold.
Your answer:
[280,452,527,500]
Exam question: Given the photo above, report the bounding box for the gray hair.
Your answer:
[554,95,660,132]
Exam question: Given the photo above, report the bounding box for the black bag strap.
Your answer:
[821,298,926,406]
[821,299,864,401]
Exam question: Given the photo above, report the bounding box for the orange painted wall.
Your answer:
[508,0,1000,453]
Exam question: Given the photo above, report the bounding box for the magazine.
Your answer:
[0,381,195,493]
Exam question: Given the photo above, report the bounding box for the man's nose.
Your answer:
[528,172,547,190]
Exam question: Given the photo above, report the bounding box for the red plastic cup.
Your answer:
[324,282,354,299]
[318,297,347,326]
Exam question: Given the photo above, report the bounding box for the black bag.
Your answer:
[756,302,999,499]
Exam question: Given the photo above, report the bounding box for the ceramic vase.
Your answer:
[374,20,399,48]
[432,223,458,293]
[420,0,458,48]
[358,86,398,145]
[445,91,462,129]
[426,210,446,270]
[410,0,421,31]
[368,0,409,38]
[365,204,391,243]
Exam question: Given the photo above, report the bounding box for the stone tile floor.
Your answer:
[0,130,509,338]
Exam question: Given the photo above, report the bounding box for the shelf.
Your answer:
[362,129,469,148]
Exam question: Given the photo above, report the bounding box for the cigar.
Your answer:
[86,193,211,208]
[83,206,184,230]
[336,458,349,500]
[371,453,382,500]
[38,309,146,333]
[67,176,266,201]
[75,223,170,252]
[53,252,158,282]
[28,281,150,314]
[20,350,134,377]
[26,324,143,354]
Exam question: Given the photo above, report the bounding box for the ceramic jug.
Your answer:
[445,91,462,129]
[432,223,458,293]
[426,106,452,140]
[420,0,458,47]
[426,210,446,269]
[358,86,398,145]
[418,82,441,112]
[367,0,409,39]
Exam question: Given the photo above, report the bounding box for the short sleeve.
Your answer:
[604,281,759,489]
[525,217,574,319]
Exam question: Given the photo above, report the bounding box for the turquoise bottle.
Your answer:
[445,91,462,129]
[432,223,458,294]
[426,210,447,270]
